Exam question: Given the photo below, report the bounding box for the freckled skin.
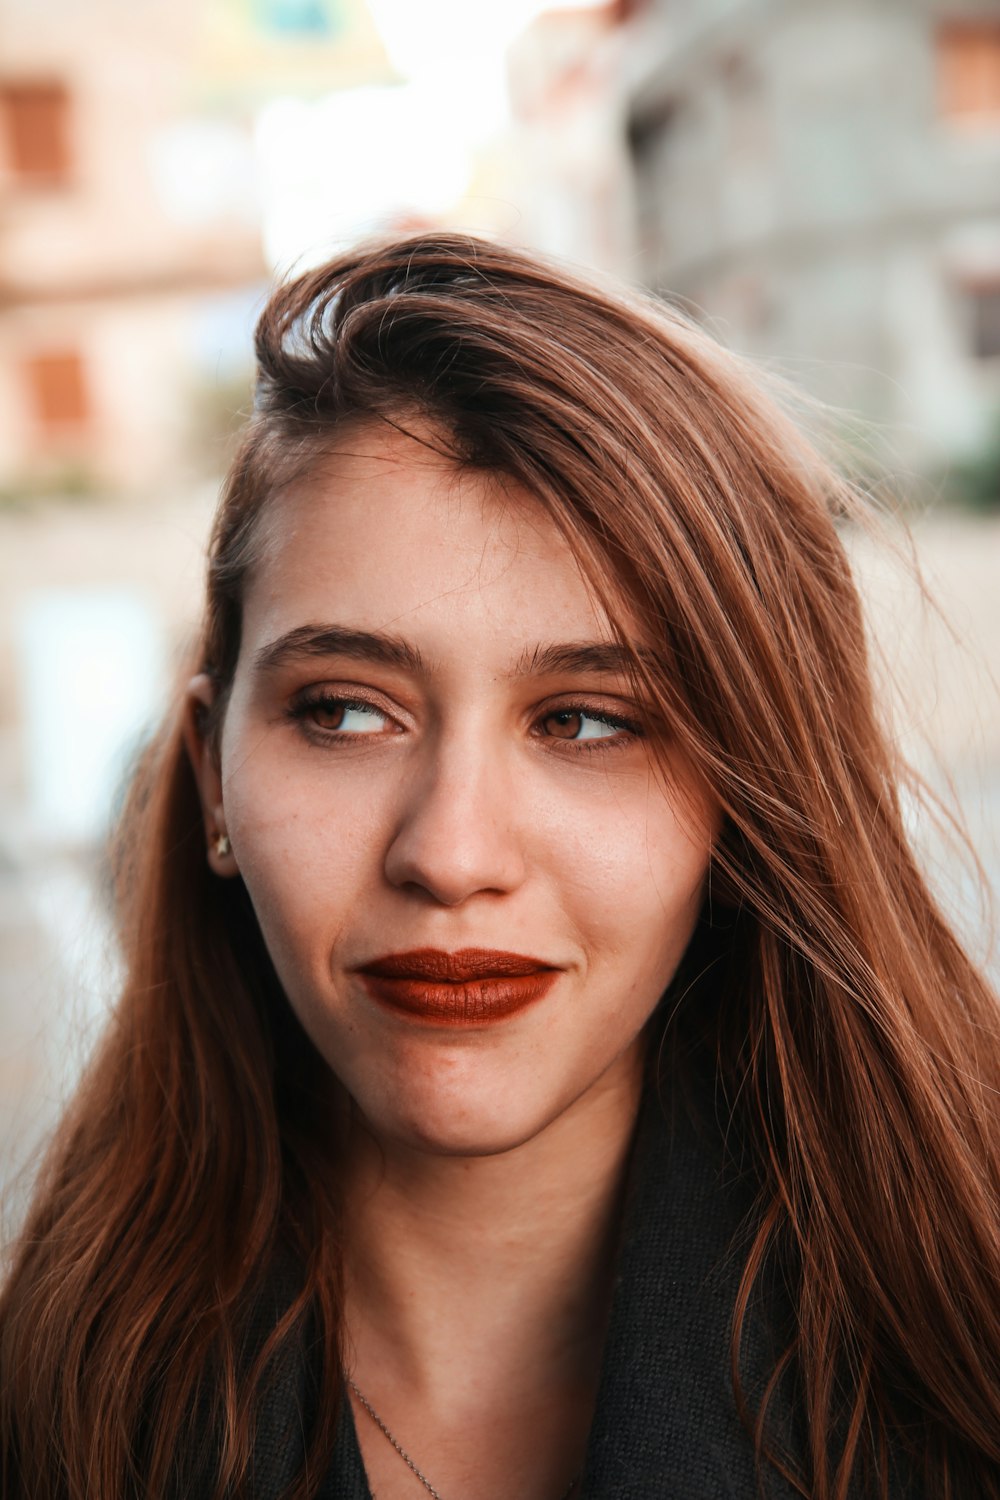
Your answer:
[194,427,718,1159]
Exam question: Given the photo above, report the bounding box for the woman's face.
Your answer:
[191,425,718,1156]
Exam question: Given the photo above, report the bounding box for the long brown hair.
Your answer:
[2,235,998,1499]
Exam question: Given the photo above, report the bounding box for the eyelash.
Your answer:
[285,691,645,755]
[286,693,388,738]
[533,707,644,752]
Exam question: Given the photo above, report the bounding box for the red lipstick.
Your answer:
[355,948,559,1026]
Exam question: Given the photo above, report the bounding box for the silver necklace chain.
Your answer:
[346,1375,581,1500]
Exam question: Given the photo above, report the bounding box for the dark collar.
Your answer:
[577,1078,800,1498]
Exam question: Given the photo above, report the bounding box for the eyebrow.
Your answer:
[253,624,648,681]
[253,625,426,676]
[512,641,644,678]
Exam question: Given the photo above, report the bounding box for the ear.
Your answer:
[183,674,239,878]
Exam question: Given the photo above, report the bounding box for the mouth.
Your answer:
[354,947,560,1025]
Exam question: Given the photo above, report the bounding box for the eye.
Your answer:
[288,692,391,738]
[538,707,642,747]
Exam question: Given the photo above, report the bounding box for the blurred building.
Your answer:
[0,0,391,496]
[623,0,1000,475]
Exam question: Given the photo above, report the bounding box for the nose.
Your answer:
[383,731,527,906]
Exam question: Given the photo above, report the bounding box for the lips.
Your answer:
[355,947,559,1025]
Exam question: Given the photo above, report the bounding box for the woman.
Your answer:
[1,234,998,1500]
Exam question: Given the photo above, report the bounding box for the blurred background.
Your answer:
[1,0,999,1209]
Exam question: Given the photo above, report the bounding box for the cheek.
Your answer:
[539,776,714,961]
[219,743,392,976]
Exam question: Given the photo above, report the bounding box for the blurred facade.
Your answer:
[628,0,1000,477]
[0,0,390,496]
[510,0,1000,482]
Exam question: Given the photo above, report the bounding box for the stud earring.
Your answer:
[213,832,231,858]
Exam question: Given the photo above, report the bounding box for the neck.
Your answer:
[341,1053,644,1403]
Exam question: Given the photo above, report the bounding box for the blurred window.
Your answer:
[628,98,677,255]
[969,284,1000,360]
[23,351,91,431]
[937,22,1000,122]
[255,0,344,37]
[0,80,71,183]
[628,98,676,172]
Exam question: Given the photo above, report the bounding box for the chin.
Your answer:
[368,1091,558,1160]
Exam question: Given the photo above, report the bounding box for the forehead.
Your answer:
[241,424,619,659]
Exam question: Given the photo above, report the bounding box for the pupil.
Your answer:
[316,701,345,729]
